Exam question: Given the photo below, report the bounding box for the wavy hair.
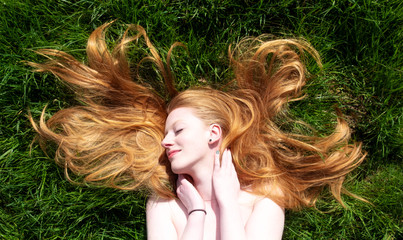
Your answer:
[29,22,175,198]
[30,22,365,209]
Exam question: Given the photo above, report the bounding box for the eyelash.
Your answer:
[175,129,183,134]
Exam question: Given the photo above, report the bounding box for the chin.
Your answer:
[171,168,180,174]
[170,164,182,174]
[170,164,189,175]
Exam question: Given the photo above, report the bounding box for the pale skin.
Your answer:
[147,107,285,240]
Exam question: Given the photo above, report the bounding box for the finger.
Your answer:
[223,149,231,170]
[177,174,184,186]
[225,149,236,176]
[176,175,182,194]
[178,174,184,182]
[214,150,220,168]
[227,150,236,173]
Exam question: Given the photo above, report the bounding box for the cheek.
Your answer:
[179,131,198,143]
[177,128,210,149]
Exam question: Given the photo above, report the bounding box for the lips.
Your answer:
[167,150,181,159]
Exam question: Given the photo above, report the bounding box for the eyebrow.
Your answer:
[164,120,184,135]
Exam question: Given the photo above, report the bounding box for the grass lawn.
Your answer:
[1,0,401,239]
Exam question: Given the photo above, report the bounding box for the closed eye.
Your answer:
[175,129,183,134]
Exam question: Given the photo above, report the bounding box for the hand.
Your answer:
[212,149,241,205]
[176,174,205,214]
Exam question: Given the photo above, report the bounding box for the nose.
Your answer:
[161,134,173,148]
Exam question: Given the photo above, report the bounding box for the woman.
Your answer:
[29,22,365,239]
[147,99,285,239]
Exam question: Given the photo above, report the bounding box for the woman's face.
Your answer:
[161,107,211,174]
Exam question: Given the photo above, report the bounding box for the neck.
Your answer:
[192,171,216,201]
[188,153,216,201]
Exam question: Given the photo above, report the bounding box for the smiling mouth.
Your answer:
[168,150,181,159]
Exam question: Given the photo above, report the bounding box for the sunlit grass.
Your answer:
[1,0,401,239]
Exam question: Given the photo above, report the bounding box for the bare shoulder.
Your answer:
[254,196,284,213]
[147,195,173,211]
[239,191,284,213]
[244,193,285,240]
[146,196,178,240]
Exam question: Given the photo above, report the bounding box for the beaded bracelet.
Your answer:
[188,209,207,215]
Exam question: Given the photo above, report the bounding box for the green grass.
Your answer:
[1,0,402,239]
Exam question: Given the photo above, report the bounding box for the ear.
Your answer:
[208,124,222,144]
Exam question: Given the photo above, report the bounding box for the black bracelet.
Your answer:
[188,209,207,216]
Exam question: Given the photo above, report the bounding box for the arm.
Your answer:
[180,210,206,240]
[213,150,285,240]
[213,149,247,240]
[146,192,206,240]
[219,198,285,240]
[218,198,246,240]
[176,174,206,240]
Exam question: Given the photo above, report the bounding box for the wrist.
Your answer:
[188,209,207,215]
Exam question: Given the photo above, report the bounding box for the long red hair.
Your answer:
[29,22,365,209]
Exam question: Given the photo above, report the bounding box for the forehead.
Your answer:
[165,107,205,127]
